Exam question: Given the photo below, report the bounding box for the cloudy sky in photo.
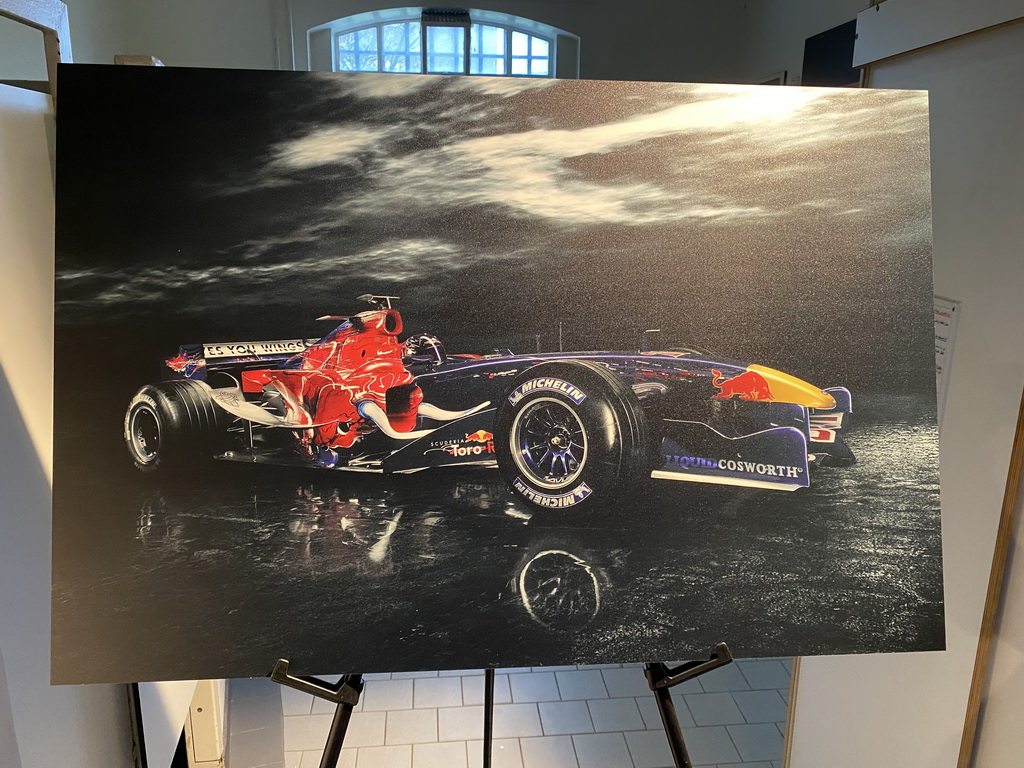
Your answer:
[55,66,933,389]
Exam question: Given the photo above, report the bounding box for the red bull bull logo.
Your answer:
[165,352,205,377]
[465,430,494,443]
[710,369,774,402]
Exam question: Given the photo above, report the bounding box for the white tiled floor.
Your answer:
[282,660,791,768]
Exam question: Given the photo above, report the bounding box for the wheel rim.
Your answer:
[129,406,160,463]
[510,397,588,489]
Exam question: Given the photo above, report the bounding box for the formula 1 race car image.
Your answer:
[124,295,854,511]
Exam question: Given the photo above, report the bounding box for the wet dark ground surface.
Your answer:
[52,394,943,684]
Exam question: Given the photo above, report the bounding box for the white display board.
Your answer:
[1,77,191,768]
[138,680,198,768]
[791,7,1024,768]
[0,81,133,768]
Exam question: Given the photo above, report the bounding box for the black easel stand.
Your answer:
[644,642,734,768]
[271,660,500,768]
[270,647,728,768]
[483,668,496,768]
[270,660,364,768]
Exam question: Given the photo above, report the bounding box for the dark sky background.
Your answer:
[55,64,934,403]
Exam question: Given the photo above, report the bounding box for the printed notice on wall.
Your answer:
[935,296,960,424]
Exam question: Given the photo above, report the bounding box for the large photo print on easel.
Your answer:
[52,65,941,684]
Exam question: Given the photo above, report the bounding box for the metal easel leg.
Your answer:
[318,675,362,768]
[270,661,363,768]
[644,643,734,768]
[482,668,496,768]
[650,681,693,768]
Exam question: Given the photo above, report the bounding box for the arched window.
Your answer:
[308,7,579,78]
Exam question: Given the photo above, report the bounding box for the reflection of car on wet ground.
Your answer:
[124,294,854,511]
[131,477,618,636]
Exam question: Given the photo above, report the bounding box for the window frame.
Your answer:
[470,23,553,78]
[379,20,422,74]
[421,15,470,75]
[468,22,507,76]
[337,25,383,73]
[314,8,572,78]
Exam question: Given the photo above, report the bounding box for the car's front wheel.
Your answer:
[494,360,648,512]
[124,380,225,472]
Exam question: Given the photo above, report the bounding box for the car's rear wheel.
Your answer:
[494,360,648,512]
[124,380,226,472]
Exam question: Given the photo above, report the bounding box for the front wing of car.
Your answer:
[653,421,810,491]
[650,386,853,491]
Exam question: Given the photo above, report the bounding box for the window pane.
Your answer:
[381,22,420,72]
[429,26,461,53]
[471,55,504,75]
[382,23,404,51]
[511,31,528,56]
[384,54,422,73]
[382,22,420,53]
[426,26,465,73]
[357,27,377,51]
[490,26,506,54]
[334,17,556,78]
[429,54,460,73]
[471,24,504,55]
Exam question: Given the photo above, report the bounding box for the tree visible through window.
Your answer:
[317,8,568,78]
[382,21,421,73]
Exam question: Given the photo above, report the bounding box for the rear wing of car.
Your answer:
[162,339,320,381]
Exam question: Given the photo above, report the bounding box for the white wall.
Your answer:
[734,0,869,84]
[0,18,47,81]
[118,0,906,86]
[0,82,135,768]
[286,0,746,82]
[1,8,133,768]
[64,0,128,64]
[945,16,1024,767]
[1,0,127,81]
[789,6,1024,768]
[0,648,21,768]
[111,0,752,82]
[117,0,749,82]
[123,0,282,69]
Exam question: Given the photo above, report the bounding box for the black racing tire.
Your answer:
[494,360,648,512]
[124,380,226,472]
